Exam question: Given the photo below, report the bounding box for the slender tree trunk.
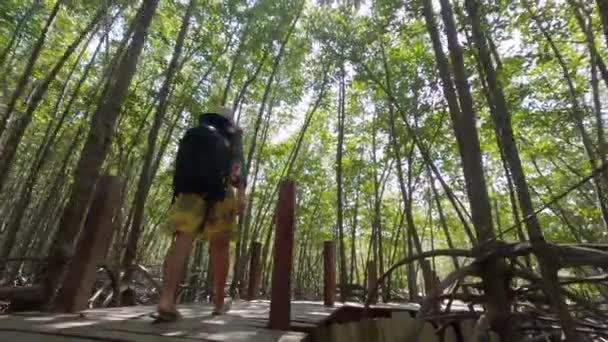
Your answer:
[591,54,608,195]
[232,49,269,111]
[0,0,64,136]
[45,0,160,303]
[369,53,477,245]
[471,38,532,267]
[380,44,437,298]
[335,66,348,302]
[577,4,608,210]
[0,2,40,69]
[564,1,608,91]
[245,71,328,282]
[427,166,459,270]
[230,99,272,296]
[370,111,385,302]
[349,182,360,286]
[5,126,85,281]
[0,33,99,274]
[530,158,583,242]
[465,0,578,338]
[421,0,515,339]
[528,4,608,230]
[220,29,248,106]
[0,5,107,191]
[121,0,195,278]
[598,0,608,48]
[243,7,301,181]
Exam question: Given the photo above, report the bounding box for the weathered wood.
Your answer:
[247,241,262,301]
[421,322,438,342]
[0,301,329,342]
[367,261,378,304]
[444,324,459,342]
[55,175,124,312]
[1,301,481,342]
[323,241,336,307]
[269,180,296,330]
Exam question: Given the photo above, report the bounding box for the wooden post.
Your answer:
[269,180,296,330]
[246,241,262,300]
[367,260,378,305]
[323,241,335,307]
[55,176,124,312]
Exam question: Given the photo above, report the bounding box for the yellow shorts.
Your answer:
[166,188,238,240]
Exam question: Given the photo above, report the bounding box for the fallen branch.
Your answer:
[407,264,480,342]
[364,248,473,307]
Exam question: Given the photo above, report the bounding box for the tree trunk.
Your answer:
[596,0,608,50]
[380,43,440,299]
[232,49,269,111]
[349,180,360,286]
[591,52,608,193]
[335,66,348,302]
[220,24,252,107]
[45,0,160,303]
[121,0,195,278]
[427,166,460,270]
[421,0,515,339]
[230,99,272,297]
[370,111,385,302]
[243,7,301,181]
[0,0,64,137]
[465,0,578,338]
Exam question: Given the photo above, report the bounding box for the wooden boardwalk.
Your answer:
[0,300,338,341]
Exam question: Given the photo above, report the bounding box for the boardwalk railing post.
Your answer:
[367,260,378,305]
[269,180,296,330]
[55,175,124,312]
[323,240,335,307]
[246,241,262,301]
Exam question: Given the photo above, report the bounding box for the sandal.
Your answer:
[151,309,182,324]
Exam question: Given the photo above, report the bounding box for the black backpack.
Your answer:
[172,115,233,202]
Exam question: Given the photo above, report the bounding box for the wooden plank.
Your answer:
[377,318,397,342]
[328,322,359,342]
[269,180,296,330]
[390,312,414,341]
[186,326,306,342]
[459,319,476,341]
[359,319,381,342]
[420,322,438,342]
[323,241,335,307]
[444,324,459,342]
[0,299,491,342]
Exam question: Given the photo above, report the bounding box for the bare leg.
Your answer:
[210,232,230,313]
[158,231,197,313]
